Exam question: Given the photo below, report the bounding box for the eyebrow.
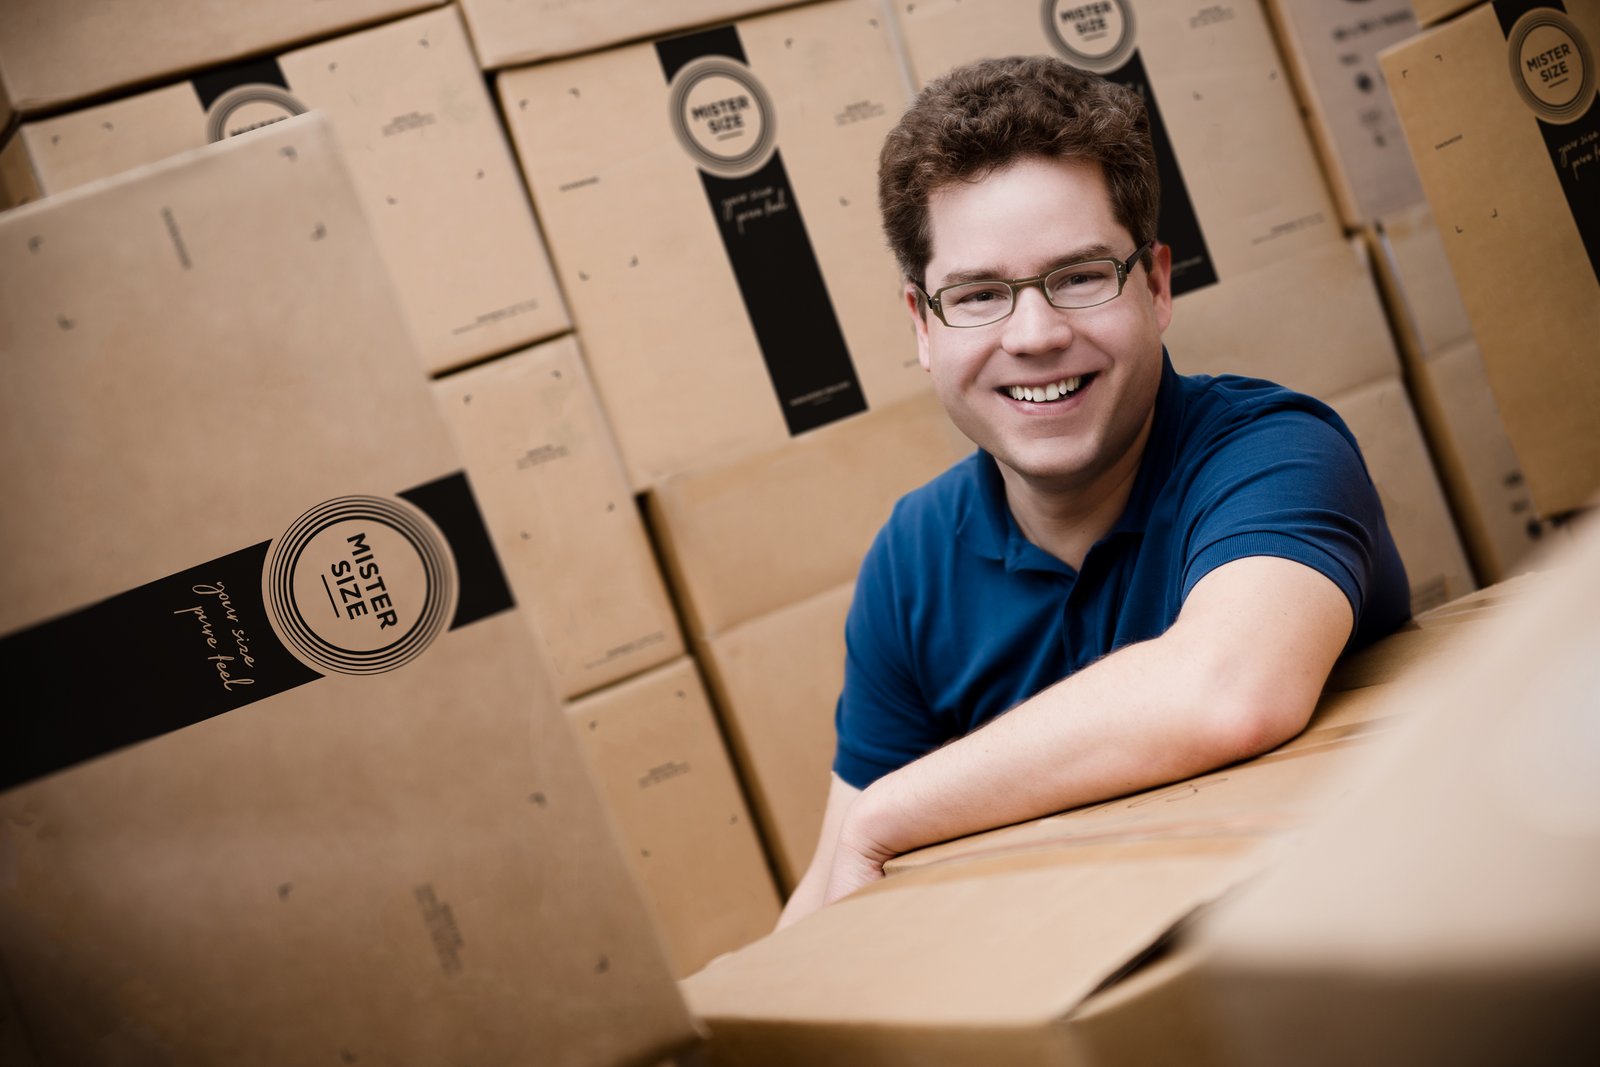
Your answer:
[934,242,1122,287]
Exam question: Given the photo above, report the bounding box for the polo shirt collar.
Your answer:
[957,349,1186,569]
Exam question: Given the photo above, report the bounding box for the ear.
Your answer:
[1145,240,1174,334]
[905,283,934,373]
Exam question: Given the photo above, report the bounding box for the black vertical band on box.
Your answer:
[1495,0,1600,283]
[0,471,513,792]
[656,26,869,437]
[1101,51,1219,297]
[191,56,293,111]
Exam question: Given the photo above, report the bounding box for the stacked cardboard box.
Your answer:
[1371,203,1560,582]
[459,0,799,68]
[647,391,974,887]
[567,658,783,976]
[433,336,683,699]
[680,558,1560,1063]
[0,6,570,374]
[1263,0,1426,229]
[0,0,439,122]
[500,0,927,488]
[1380,0,1600,518]
[0,116,693,1065]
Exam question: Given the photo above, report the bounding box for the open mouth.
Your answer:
[1002,374,1093,404]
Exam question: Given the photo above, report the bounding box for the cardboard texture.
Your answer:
[0,0,439,117]
[1264,0,1427,227]
[459,0,799,69]
[1380,1,1600,517]
[499,0,929,488]
[0,116,693,1066]
[433,337,684,699]
[683,582,1522,1066]
[1163,236,1400,402]
[566,658,782,978]
[1326,373,1475,614]
[3,6,569,374]
[1411,0,1484,27]
[1369,201,1475,361]
[1192,522,1600,1067]
[646,390,972,641]
[893,0,1343,286]
[698,583,854,892]
[1406,339,1555,583]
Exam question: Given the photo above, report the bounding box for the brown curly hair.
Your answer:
[878,55,1159,287]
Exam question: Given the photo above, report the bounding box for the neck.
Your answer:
[998,417,1153,571]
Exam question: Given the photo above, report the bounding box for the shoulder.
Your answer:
[1172,372,1367,477]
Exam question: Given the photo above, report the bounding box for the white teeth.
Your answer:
[1008,376,1086,403]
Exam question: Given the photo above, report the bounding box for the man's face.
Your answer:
[910,155,1172,497]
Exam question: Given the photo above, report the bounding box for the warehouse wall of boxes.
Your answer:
[1,0,1594,1063]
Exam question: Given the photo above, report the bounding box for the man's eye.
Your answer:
[954,287,1006,305]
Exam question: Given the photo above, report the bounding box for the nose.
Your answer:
[999,281,1074,357]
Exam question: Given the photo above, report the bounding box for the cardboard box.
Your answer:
[1190,521,1600,1067]
[0,116,693,1065]
[499,0,928,488]
[566,658,782,977]
[433,337,684,699]
[1380,1,1600,516]
[1326,374,1475,614]
[1406,339,1555,583]
[1369,201,1475,362]
[1,7,569,374]
[892,0,1343,298]
[1264,0,1427,227]
[698,583,854,892]
[681,579,1525,1065]
[0,0,439,120]
[459,0,799,69]
[1163,236,1400,402]
[1411,0,1484,28]
[646,389,972,641]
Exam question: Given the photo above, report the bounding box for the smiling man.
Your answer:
[778,56,1411,926]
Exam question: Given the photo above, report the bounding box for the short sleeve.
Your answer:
[1178,408,1392,630]
[832,522,953,789]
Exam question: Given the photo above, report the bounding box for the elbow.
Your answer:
[1198,674,1318,768]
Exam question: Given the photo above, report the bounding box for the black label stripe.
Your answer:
[191,56,293,111]
[1495,0,1600,284]
[1102,51,1219,297]
[656,26,869,437]
[0,472,512,792]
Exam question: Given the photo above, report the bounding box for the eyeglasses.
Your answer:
[916,241,1154,328]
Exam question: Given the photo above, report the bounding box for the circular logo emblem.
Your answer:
[668,58,777,177]
[205,84,308,143]
[1507,9,1595,125]
[1043,0,1136,73]
[264,496,457,676]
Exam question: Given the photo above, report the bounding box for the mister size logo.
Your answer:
[204,83,308,142]
[668,57,777,177]
[264,495,457,675]
[1508,8,1595,124]
[1043,0,1137,73]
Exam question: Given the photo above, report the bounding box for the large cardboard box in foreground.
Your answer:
[1380,0,1600,517]
[1,6,569,375]
[681,575,1532,1065]
[0,0,439,123]
[567,658,782,978]
[0,117,693,1065]
[434,336,684,698]
[499,0,926,487]
[459,0,798,69]
[1191,528,1600,1066]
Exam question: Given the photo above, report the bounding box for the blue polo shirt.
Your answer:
[832,354,1410,790]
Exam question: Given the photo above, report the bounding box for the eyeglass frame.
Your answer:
[914,240,1155,329]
